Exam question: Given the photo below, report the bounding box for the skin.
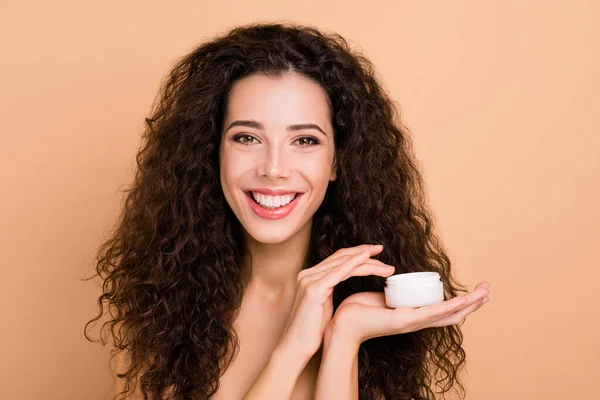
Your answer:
[117,71,339,400]
[216,71,340,399]
[219,71,337,300]
[217,71,491,400]
[316,266,489,399]
[114,71,490,399]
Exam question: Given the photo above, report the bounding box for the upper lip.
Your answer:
[245,188,302,195]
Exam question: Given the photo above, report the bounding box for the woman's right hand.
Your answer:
[275,244,396,363]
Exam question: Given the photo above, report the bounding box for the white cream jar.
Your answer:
[384,272,444,308]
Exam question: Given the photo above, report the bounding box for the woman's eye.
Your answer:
[233,134,258,145]
[295,136,320,146]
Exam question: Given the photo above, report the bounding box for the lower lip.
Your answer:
[245,192,304,220]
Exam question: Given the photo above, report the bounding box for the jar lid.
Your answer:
[386,271,440,285]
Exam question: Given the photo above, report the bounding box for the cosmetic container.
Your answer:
[384,272,445,308]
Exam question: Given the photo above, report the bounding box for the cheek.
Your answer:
[220,150,244,183]
[297,154,333,189]
[219,151,238,200]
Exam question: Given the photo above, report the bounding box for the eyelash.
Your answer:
[231,133,320,146]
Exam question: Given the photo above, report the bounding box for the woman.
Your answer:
[85,22,490,400]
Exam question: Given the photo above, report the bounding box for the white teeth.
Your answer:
[251,192,297,209]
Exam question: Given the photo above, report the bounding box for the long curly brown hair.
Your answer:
[84,21,470,400]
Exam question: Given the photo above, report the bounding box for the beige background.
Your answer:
[1,1,599,399]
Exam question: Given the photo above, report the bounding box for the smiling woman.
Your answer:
[219,72,336,242]
[84,21,489,400]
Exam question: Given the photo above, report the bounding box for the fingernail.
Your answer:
[482,296,489,303]
[483,282,490,289]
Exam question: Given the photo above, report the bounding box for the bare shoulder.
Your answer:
[113,349,176,399]
[114,349,144,399]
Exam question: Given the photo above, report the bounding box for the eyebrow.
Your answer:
[225,120,327,136]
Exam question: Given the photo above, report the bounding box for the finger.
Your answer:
[300,245,386,280]
[318,249,378,288]
[325,244,383,268]
[297,245,377,279]
[409,286,489,323]
[305,259,392,283]
[350,282,489,310]
[346,283,490,339]
[339,262,396,281]
[331,244,382,261]
[426,294,489,328]
[329,243,383,262]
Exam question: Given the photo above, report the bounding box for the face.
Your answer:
[219,72,337,244]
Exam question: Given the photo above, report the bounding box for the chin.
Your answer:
[243,226,298,244]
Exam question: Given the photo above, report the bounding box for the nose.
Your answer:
[257,144,290,180]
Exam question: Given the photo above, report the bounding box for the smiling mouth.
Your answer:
[244,191,302,209]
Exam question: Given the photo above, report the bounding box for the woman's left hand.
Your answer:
[326,281,490,346]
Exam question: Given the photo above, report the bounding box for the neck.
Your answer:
[241,219,312,302]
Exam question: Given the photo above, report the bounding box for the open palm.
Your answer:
[331,281,490,343]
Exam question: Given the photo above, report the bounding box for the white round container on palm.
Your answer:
[384,272,444,308]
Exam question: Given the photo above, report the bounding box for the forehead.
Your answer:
[223,72,332,132]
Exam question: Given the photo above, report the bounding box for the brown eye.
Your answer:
[295,137,319,146]
[233,134,258,145]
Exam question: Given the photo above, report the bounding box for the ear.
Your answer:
[329,154,338,181]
